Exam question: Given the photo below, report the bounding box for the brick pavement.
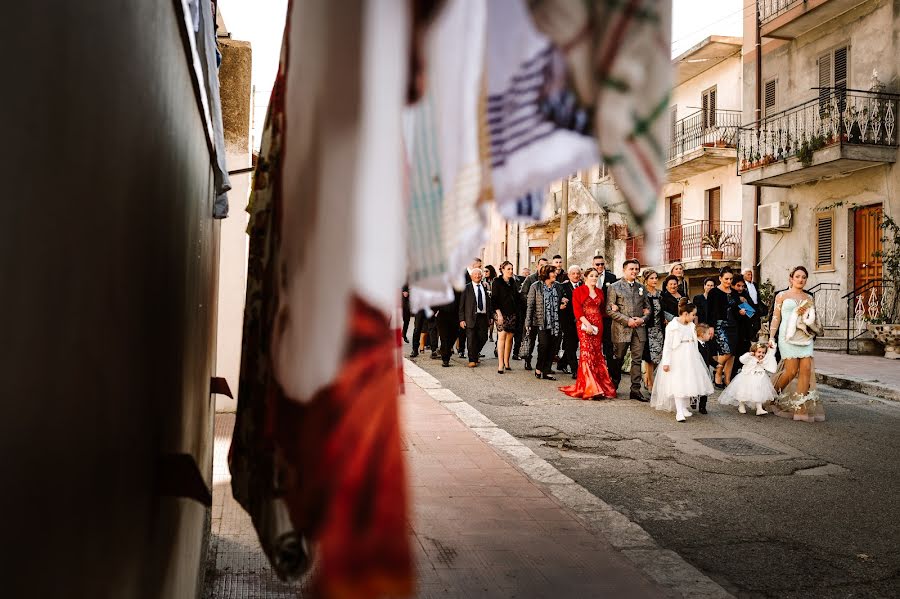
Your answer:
[814,350,900,401]
[203,381,674,598]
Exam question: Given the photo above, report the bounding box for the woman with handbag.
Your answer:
[559,268,617,399]
[525,265,566,380]
[767,266,825,422]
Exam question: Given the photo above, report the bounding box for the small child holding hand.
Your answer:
[717,342,777,415]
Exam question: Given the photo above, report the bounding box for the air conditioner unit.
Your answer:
[757,202,792,232]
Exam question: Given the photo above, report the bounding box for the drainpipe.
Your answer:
[754,2,762,277]
[560,177,569,268]
[515,222,521,272]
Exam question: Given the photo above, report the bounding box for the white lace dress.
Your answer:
[651,320,714,412]
[718,349,777,407]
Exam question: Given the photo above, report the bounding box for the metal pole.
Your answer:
[560,176,569,268]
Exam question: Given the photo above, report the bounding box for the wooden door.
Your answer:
[667,194,682,263]
[854,204,883,289]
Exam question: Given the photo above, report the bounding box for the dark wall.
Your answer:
[0,2,219,597]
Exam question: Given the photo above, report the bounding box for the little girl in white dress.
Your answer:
[718,343,777,415]
[651,301,714,422]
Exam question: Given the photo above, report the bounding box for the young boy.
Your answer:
[693,323,718,414]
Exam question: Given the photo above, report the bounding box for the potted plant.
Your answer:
[866,213,900,358]
[701,230,736,260]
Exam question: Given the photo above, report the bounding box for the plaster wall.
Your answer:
[671,55,743,121]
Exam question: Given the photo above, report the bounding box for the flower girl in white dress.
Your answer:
[718,343,777,415]
[651,301,714,422]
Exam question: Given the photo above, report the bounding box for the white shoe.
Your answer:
[684,409,693,418]
[738,403,747,414]
[756,405,769,416]
[675,413,686,423]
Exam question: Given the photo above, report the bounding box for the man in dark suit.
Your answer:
[401,284,411,344]
[459,267,492,367]
[558,265,583,378]
[458,257,483,356]
[519,258,548,370]
[434,290,461,367]
[592,255,618,366]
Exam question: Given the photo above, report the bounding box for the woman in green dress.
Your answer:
[767,266,825,422]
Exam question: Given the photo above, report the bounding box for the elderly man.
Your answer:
[558,265,583,378]
[606,259,650,401]
[458,257,484,357]
[459,267,493,367]
[743,269,759,304]
[519,258,548,369]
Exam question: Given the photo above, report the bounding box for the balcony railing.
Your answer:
[738,88,899,172]
[758,0,801,24]
[668,109,741,163]
[624,220,742,266]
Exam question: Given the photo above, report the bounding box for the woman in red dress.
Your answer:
[560,268,617,400]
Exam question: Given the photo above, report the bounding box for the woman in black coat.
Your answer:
[491,261,520,374]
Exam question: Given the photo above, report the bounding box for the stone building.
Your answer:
[739,0,899,350]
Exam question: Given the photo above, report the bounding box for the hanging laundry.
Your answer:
[484,0,599,219]
[230,1,412,597]
[527,0,673,242]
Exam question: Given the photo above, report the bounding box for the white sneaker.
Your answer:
[738,403,747,414]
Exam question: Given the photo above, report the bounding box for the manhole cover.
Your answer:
[696,437,782,456]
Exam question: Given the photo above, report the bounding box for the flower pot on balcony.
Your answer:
[710,250,724,260]
[868,323,900,359]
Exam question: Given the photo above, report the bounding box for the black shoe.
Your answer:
[479,353,485,358]
[458,351,466,357]
[714,382,727,390]
[402,336,409,344]
[524,360,532,371]
[558,366,570,374]
[512,354,521,361]
[699,396,708,414]
[409,352,419,358]
[505,366,512,371]
[535,371,541,379]
[497,370,504,374]
[630,392,650,402]
[442,362,451,367]
[571,373,577,380]
[542,374,557,381]
[431,351,439,359]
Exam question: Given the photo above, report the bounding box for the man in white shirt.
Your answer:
[743,269,759,304]
[459,268,493,367]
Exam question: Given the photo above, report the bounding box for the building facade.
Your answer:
[740,0,899,348]
[627,36,746,292]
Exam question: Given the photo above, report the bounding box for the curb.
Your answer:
[403,359,734,599]
[815,370,900,402]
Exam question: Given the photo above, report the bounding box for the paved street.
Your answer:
[407,342,900,599]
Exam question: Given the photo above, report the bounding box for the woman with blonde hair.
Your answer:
[767,266,824,422]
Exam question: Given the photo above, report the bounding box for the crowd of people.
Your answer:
[403,257,824,424]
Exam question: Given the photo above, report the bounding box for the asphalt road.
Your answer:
[407,342,900,599]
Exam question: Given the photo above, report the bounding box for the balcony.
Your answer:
[759,0,873,39]
[625,220,742,269]
[667,109,741,181]
[739,89,898,187]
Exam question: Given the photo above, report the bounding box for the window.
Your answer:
[701,86,717,128]
[597,163,609,179]
[764,78,777,118]
[706,187,721,224]
[818,45,849,111]
[815,211,835,270]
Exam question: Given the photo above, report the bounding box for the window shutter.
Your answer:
[709,88,717,127]
[833,46,848,89]
[815,212,834,270]
[707,187,721,224]
[818,51,832,110]
[764,79,777,117]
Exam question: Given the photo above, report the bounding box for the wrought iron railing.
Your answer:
[807,282,842,327]
[758,0,802,24]
[623,220,741,266]
[668,109,741,163]
[843,279,897,353]
[738,89,899,172]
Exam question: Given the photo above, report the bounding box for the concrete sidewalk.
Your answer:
[814,350,900,401]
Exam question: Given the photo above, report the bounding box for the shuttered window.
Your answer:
[764,78,777,117]
[702,86,717,128]
[815,211,835,270]
[707,187,721,224]
[818,45,849,110]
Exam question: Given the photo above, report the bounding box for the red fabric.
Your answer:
[560,286,617,399]
[274,297,412,598]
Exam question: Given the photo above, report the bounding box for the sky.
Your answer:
[218,0,745,149]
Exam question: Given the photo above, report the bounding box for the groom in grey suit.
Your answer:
[606,259,650,401]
